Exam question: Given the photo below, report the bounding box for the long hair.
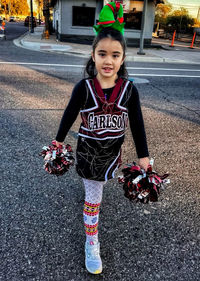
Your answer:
[84,27,128,79]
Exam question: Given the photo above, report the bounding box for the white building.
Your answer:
[50,0,163,46]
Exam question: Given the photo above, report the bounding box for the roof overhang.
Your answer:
[154,0,165,4]
[50,0,165,8]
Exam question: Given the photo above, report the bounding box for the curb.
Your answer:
[21,39,72,52]
[13,32,200,65]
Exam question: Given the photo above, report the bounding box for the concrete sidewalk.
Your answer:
[14,26,200,65]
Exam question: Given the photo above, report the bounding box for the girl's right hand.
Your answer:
[55,140,64,147]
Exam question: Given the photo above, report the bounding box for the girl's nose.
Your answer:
[104,56,112,64]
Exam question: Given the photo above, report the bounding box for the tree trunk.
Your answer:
[43,0,50,34]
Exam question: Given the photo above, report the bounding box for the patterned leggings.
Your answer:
[82,178,105,242]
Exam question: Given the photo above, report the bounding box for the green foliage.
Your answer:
[171,7,188,17]
[155,4,195,32]
[155,2,172,18]
[166,13,195,32]
[155,2,172,25]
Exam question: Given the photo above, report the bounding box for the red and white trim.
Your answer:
[78,78,130,140]
[117,80,130,110]
[105,150,121,181]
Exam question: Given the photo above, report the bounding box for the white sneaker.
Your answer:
[85,241,102,274]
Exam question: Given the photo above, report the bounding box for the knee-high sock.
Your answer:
[83,178,105,243]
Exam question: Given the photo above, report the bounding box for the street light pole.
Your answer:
[30,0,34,33]
[137,0,148,55]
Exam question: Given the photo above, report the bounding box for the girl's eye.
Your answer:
[113,55,119,58]
[99,53,105,57]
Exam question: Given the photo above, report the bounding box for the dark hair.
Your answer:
[84,27,128,79]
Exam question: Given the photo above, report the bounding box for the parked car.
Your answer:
[9,16,15,22]
[15,16,21,22]
[24,16,37,27]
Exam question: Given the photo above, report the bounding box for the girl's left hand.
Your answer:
[138,157,150,171]
[55,140,64,147]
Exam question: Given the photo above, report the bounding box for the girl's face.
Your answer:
[92,37,125,83]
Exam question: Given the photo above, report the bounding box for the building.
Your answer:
[50,0,164,46]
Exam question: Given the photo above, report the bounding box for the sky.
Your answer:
[167,0,200,18]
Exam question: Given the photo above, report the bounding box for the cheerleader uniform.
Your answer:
[56,77,149,181]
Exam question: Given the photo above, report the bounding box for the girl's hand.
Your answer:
[55,140,64,147]
[138,157,150,171]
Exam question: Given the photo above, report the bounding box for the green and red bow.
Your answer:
[93,1,125,35]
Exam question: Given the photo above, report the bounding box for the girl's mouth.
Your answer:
[103,67,113,73]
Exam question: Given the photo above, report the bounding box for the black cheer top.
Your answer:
[56,78,149,181]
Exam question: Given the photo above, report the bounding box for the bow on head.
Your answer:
[93,1,125,35]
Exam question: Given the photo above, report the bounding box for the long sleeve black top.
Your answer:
[56,79,149,158]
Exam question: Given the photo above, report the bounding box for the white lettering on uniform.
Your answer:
[88,112,128,130]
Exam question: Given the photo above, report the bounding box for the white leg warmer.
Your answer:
[82,179,105,242]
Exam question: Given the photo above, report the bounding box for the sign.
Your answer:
[104,0,130,13]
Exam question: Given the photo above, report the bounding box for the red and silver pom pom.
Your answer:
[118,159,170,203]
[39,140,75,176]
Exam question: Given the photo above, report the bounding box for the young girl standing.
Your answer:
[55,2,149,274]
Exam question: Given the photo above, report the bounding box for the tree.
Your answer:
[43,0,50,36]
[193,18,200,28]
[34,0,43,22]
[34,0,43,13]
[155,2,172,24]
[166,7,195,33]
[0,0,29,16]
[171,7,188,17]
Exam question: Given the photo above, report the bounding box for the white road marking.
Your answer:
[129,74,200,78]
[0,62,199,77]
[0,61,83,67]
[127,67,200,72]
[0,61,199,72]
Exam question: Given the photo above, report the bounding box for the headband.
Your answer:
[93,2,125,35]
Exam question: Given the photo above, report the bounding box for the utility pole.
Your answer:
[30,0,34,33]
[137,0,148,55]
[197,7,200,21]
[38,0,41,25]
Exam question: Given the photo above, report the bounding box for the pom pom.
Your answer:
[39,140,75,176]
[118,160,170,203]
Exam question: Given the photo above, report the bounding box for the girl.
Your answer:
[55,2,149,275]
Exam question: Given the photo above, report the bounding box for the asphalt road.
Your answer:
[0,23,200,281]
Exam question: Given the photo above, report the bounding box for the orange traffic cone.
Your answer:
[170,30,176,47]
[45,30,49,39]
[190,32,196,49]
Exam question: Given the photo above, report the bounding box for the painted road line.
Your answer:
[129,74,200,78]
[127,67,200,72]
[0,62,83,67]
[0,62,200,77]
[0,62,200,72]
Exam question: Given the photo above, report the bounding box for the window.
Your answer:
[72,6,96,27]
[124,9,142,30]
[104,0,144,30]
[124,1,144,30]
